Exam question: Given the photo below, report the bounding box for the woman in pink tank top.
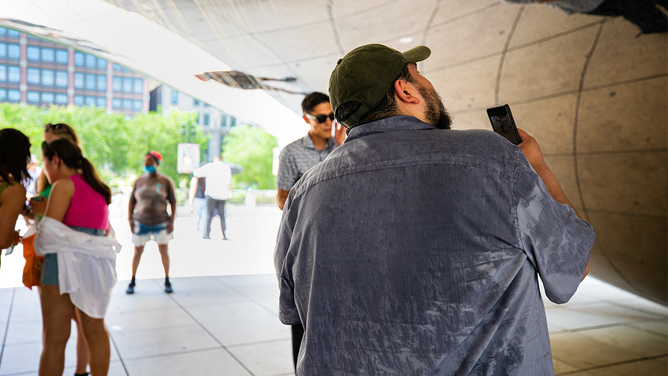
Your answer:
[40,138,113,376]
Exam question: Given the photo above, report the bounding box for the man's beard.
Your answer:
[417,83,452,130]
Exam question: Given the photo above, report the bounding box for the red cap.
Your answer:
[147,150,163,165]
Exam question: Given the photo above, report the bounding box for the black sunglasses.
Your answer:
[45,123,67,131]
[306,112,335,124]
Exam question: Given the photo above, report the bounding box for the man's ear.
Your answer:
[393,79,420,105]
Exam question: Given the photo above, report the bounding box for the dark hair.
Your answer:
[301,92,330,114]
[42,139,112,204]
[335,64,413,128]
[38,123,80,195]
[0,128,31,185]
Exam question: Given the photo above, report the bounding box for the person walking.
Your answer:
[36,138,116,376]
[126,151,176,294]
[193,156,231,240]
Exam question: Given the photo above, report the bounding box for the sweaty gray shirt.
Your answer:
[274,116,595,375]
[276,133,338,191]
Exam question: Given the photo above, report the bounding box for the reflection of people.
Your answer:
[37,138,114,376]
[276,92,346,211]
[274,44,596,374]
[0,129,31,250]
[188,172,207,231]
[275,92,346,368]
[127,151,176,294]
[502,0,667,34]
[193,156,231,240]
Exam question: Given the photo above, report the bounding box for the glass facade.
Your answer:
[55,93,68,104]
[74,95,83,106]
[97,96,106,107]
[41,92,54,103]
[133,78,143,93]
[97,74,106,91]
[85,96,95,106]
[171,90,178,104]
[7,90,19,102]
[0,65,5,82]
[74,73,84,89]
[42,48,55,63]
[0,89,5,101]
[0,43,5,59]
[123,77,132,92]
[74,51,84,66]
[27,91,39,103]
[85,73,96,90]
[7,44,20,60]
[85,54,96,68]
[7,66,19,83]
[27,46,39,62]
[27,68,39,85]
[42,70,54,86]
[133,100,142,111]
[56,49,68,64]
[55,71,68,88]
[112,77,122,92]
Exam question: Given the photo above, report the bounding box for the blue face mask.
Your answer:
[143,165,156,174]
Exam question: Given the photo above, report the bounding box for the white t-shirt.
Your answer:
[193,161,232,200]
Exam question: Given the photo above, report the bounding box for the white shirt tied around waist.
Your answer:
[193,161,232,200]
[34,217,121,319]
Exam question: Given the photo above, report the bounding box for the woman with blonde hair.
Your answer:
[36,138,118,376]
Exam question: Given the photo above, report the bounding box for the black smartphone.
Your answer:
[487,105,521,145]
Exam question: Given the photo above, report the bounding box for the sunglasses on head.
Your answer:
[45,123,67,131]
[306,112,335,124]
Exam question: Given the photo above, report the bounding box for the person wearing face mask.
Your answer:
[126,151,177,294]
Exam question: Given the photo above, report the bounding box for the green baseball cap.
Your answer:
[329,43,431,128]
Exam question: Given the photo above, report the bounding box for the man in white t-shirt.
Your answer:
[193,156,232,239]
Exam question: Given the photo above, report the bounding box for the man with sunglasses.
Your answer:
[276,92,345,368]
[276,92,345,211]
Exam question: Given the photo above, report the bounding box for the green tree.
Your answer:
[0,103,208,187]
[222,124,277,189]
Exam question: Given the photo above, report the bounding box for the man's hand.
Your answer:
[517,129,547,173]
[334,121,346,146]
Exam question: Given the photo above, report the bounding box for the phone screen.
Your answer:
[487,105,521,145]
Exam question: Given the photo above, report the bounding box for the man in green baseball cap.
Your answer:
[274,43,594,375]
[329,43,451,130]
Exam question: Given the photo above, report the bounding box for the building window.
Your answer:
[113,63,122,71]
[123,77,132,93]
[203,114,210,126]
[7,29,20,38]
[0,89,5,101]
[7,66,20,83]
[112,98,121,109]
[96,96,106,107]
[42,70,54,87]
[194,99,200,106]
[0,27,5,36]
[74,95,83,106]
[97,58,107,70]
[204,103,210,108]
[96,74,106,91]
[41,92,54,104]
[7,44,20,60]
[74,73,84,89]
[27,91,40,103]
[27,68,40,85]
[56,49,68,64]
[85,96,95,106]
[0,65,5,82]
[74,52,84,67]
[85,54,96,68]
[27,46,40,62]
[112,77,122,92]
[41,48,55,63]
[0,43,5,59]
[122,99,132,109]
[55,71,68,88]
[85,74,96,91]
[133,78,143,94]
[171,90,178,104]
[55,93,68,104]
[7,89,19,102]
[133,100,142,111]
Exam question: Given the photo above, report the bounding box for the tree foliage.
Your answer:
[0,103,207,187]
[222,124,277,190]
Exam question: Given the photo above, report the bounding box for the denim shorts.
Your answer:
[40,226,105,286]
[132,221,173,247]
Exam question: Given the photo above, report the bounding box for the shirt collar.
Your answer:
[301,132,337,151]
[345,116,437,143]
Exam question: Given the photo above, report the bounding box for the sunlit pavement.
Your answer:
[0,205,666,375]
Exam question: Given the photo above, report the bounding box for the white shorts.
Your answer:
[132,221,174,247]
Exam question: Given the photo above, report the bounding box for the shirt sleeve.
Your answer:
[513,151,596,304]
[276,147,298,191]
[274,208,301,325]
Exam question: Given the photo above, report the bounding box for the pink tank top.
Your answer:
[62,174,109,230]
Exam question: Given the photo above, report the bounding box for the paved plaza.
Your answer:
[0,205,665,375]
